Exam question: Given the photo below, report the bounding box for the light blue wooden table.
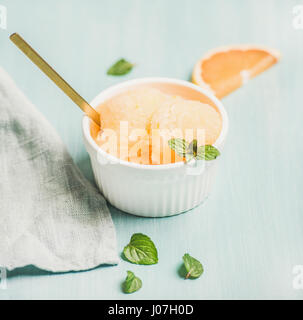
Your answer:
[1,0,303,300]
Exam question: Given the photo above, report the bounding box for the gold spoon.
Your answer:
[10,33,101,127]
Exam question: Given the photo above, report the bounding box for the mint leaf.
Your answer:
[123,233,158,265]
[196,145,220,160]
[183,253,203,279]
[168,138,189,157]
[107,58,134,76]
[187,139,198,156]
[122,271,142,294]
[168,138,220,162]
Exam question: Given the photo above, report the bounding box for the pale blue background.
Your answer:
[0,0,303,300]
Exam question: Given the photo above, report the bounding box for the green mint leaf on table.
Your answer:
[168,138,220,162]
[183,253,204,279]
[122,271,142,294]
[168,138,189,157]
[196,145,220,160]
[107,58,134,76]
[123,233,158,265]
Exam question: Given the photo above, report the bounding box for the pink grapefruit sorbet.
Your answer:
[92,87,222,165]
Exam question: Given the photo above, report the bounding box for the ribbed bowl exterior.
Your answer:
[89,153,218,217]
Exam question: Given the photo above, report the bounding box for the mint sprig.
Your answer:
[122,271,142,294]
[107,58,134,76]
[123,233,158,265]
[168,138,220,162]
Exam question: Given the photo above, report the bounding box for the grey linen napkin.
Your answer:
[0,67,119,272]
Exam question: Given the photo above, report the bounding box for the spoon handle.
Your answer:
[10,33,100,127]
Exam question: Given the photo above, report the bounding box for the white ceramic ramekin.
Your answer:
[82,78,228,217]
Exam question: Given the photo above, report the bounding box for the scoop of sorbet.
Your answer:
[94,87,222,165]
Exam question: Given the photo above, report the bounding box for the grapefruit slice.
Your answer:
[192,45,280,99]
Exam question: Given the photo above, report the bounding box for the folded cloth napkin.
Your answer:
[0,67,119,272]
